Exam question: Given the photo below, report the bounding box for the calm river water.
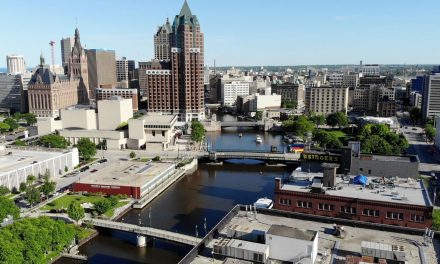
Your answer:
[59,115,292,264]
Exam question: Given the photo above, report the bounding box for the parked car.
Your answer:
[90,169,98,173]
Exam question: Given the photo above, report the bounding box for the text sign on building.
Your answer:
[300,153,341,163]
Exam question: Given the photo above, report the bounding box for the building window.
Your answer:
[279,198,291,206]
[318,203,334,211]
[341,206,357,214]
[297,201,312,208]
[162,131,165,137]
[410,214,425,222]
[152,131,156,136]
[386,212,403,220]
[363,209,379,217]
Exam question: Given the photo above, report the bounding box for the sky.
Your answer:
[0,0,439,68]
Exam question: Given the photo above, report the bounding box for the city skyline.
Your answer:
[1,0,440,68]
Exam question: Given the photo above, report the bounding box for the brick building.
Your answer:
[274,165,432,229]
[95,87,138,111]
[139,1,204,121]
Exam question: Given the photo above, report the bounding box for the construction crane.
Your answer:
[49,41,56,71]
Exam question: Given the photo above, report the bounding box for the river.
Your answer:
[59,115,291,264]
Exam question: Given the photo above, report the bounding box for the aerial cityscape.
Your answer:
[0,0,440,264]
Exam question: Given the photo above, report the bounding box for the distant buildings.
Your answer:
[95,87,138,111]
[154,18,172,61]
[359,63,380,76]
[139,1,205,121]
[28,28,89,117]
[305,86,348,115]
[60,37,74,74]
[359,75,393,88]
[237,93,281,114]
[85,49,117,97]
[221,80,249,106]
[422,72,440,121]
[6,55,26,75]
[352,85,395,114]
[0,74,22,112]
[271,82,305,109]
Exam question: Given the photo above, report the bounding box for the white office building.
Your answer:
[6,55,26,75]
[360,64,380,76]
[221,80,250,106]
[328,73,343,87]
[116,57,129,82]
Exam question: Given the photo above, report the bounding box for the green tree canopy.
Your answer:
[3,118,18,131]
[0,186,10,196]
[425,124,436,142]
[326,112,348,128]
[23,113,37,126]
[40,134,69,149]
[24,186,40,207]
[75,138,97,161]
[312,130,343,149]
[0,122,10,134]
[40,179,56,197]
[68,201,85,224]
[254,111,263,121]
[190,120,205,143]
[19,182,27,193]
[0,196,20,220]
[93,199,112,215]
[282,100,297,109]
[409,107,421,124]
[282,115,315,137]
[357,124,408,155]
[129,151,136,159]
[310,114,326,127]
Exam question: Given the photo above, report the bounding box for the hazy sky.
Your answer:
[1,0,439,67]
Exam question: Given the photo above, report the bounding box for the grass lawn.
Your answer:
[325,130,347,138]
[104,201,129,218]
[42,195,106,211]
[75,226,96,241]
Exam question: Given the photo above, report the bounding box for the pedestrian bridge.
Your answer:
[88,219,202,246]
[205,151,301,162]
[219,121,264,127]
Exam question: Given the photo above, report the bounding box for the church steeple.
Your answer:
[40,50,45,66]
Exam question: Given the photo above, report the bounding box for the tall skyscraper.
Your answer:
[60,37,74,74]
[68,28,90,102]
[422,73,440,122]
[85,49,116,98]
[140,0,205,121]
[154,18,172,61]
[116,57,129,82]
[6,55,26,75]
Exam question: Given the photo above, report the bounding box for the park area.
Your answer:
[42,194,130,218]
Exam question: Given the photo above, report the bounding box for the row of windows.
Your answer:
[279,198,291,206]
[341,206,357,214]
[151,131,166,137]
[318,203,334,211]
[297,201,312,208]
[363,209,380,217]
[386,212,404,220]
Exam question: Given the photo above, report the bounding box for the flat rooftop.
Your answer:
[359,154,418,163]
[140,114,177,124]
[0,148,66,174]
[281,174,431,207]
[78,161,174,187]
[267,225,316,241]
[203,210,438,264]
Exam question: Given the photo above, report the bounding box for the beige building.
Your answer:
[95,87,138,111]
[97,97,133,130]
[58,97,132,149]
[128,114,177,150]
[86,49,117,99]
[342,73,359,88]
[305,86,348,115]
[353,85,395,112]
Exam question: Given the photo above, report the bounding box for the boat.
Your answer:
[255,135,263,143]
[238,133,243,137]
[254,197,273,209]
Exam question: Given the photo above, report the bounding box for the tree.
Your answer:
[108,195,119,207]
[129,151,136,159]
[3,118,18,131]
[26,175,36,185]
[19,182,27,193]
[326,112,348,128]
[40,179,56,197]
[40,134,69,149]
[312,130,342,149]
[409,107,421,124]
[282,100,297,109]
[75,138,97,161]
[310,114,325,127]
[23,113,37,126]
[0,196,20,220]
[68,201,85,224]
[425,124,436,142]
[282,115,315,137]
[93,199,112,215]
[24,186,40,207]
[0,186,10,196]
[361,135,394,155]
[190,120,205,143]
[254,111,263,121]
[0,122,10,134]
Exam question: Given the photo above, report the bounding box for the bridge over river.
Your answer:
[88,219,202,246]
[204,150,301,162]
